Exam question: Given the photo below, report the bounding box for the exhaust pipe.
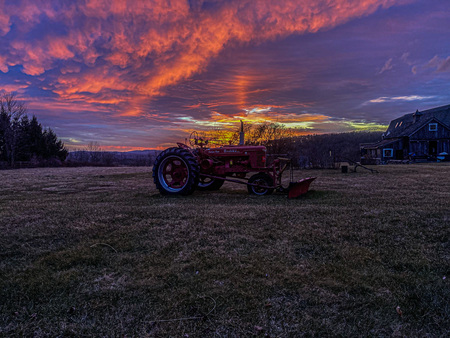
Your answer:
[239,120,245,145]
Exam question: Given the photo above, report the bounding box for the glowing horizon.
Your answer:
[0,0,449,151]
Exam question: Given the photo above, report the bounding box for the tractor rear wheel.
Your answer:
[247,173,274,196]
[197,176,225,191]
[152,147,199,195]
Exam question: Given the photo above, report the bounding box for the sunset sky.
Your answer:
[1,0,449,150]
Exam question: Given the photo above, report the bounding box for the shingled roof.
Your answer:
[383,104,450,138]
[361,138,401,149]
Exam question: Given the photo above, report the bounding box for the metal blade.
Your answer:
[288,177,317,198]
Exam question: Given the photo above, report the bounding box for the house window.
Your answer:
[383,148,393,157]
[429,123,437,131]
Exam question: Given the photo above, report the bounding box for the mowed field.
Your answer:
[0,164,449,336]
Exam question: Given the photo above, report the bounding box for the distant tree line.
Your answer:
[0,93,68,168]
[67,127,381,169]
[288,132,382,168]
[66,142,159,167]
[230,122,382,168]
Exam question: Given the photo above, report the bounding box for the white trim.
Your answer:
[383,148,393,157]
[429,123,437,131]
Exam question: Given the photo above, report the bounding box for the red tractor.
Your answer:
[152,124,316,198]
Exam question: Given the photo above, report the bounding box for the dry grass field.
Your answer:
[1,164,449,336]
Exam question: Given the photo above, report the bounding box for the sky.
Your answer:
[0,0,449,150]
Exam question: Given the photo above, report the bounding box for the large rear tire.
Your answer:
[247,173,274,196]
[152,147,199,195]
[197,176,225,191]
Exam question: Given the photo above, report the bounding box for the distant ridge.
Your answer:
[66,149,161,166]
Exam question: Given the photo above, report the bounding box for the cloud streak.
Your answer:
[1,1,405,100]
[364,95,436,105]
[379,58,393,74]
[1,0,449,150]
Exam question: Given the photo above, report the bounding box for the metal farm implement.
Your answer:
[152,123,316,198]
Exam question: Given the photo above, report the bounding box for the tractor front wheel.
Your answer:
[152,147,199,195]
[247,173,274,196]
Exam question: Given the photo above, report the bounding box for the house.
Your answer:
[361,104,450,163]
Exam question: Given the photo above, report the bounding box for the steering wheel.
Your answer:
[189,131,199,146]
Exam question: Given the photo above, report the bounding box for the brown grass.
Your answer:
[0,164,449,336]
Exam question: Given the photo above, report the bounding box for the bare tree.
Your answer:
[86,141,101,152]
[0,93,27,166]
[0,93,27,119]
[229,122,295,157]
[86,141,102,163]
[196,127,235,147]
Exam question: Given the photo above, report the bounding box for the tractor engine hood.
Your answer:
[204,145,266,156]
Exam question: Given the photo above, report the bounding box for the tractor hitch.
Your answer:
[199,173,316,198]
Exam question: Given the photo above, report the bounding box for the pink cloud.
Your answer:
[0,8,10,35]
[0,83,29,93]
[1,0,408,103]
[379,58,393,74]
[425,55,450,73]
[0,54,8,72]
[0,0,426,151]
[437,56,450,72]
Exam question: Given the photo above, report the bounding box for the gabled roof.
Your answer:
[361,138,401,149]
[384,104,450,138]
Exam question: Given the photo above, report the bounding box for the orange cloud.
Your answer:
[50,65,137,106]
[0,54,8,72]
[26,99,110,114]
[1,0,408,103]
[0,0,414,150]
[0,3,9,36]
[0,83,29,93]
[136,0,408,97]
[47,37,75,60]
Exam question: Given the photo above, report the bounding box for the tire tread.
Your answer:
[152,147,199,195]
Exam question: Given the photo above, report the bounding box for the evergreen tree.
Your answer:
[42,128,68,161]
[0,93,68,166]
[0,109,9,161]
[16,114,31,161]
[29,115,45,157]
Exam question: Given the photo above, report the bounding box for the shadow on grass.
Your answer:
[298,189,339,200]
[147,189,339,201]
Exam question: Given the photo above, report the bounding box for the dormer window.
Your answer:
[429,123,437,131]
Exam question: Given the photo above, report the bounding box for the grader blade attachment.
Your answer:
[288,177,316,198]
